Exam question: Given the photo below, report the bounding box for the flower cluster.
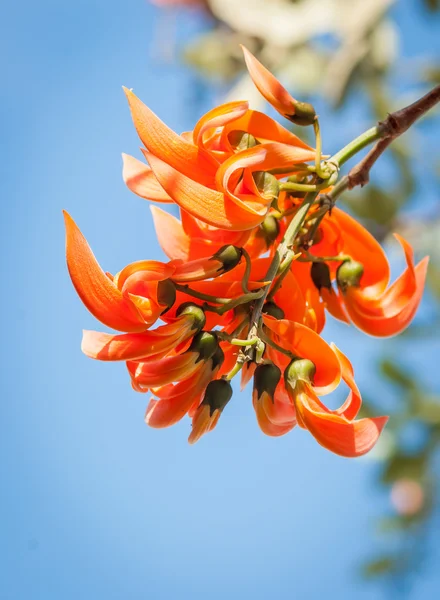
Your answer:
[65,47,428,455]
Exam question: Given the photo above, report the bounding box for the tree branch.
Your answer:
[347,84,440,189]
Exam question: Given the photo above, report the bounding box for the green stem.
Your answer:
[174,283,231,305]
[329,125,381,167]
[243,191,318,349]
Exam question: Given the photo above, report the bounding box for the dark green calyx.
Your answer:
[254,363,281,400]
[253,171,280,202]
[285,358,316,386]
[157,279,176,312]
[311,262,332,291]
[188,332,218,362]
[211,346,225,371]
[201,379,233,415]
[286,101,316,126]
[336,259,364,292]
[212,245,243,273]
[228,130,259,151]
[176,303,206,330]
[260,215,280,246]
[263,302,285,320]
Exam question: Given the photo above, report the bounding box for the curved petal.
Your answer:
[331,345,362,421]
[145,363,213,428]
[113,259,174,291]
[193,101,249,148]
[241,46,297,119]
[146,152,267,230]
[127,353,199,387]
[221,109,313,150]
[253,391,296,437]
[64,211,148,332]
[262,315,341,394]
[123,87,217,186]
[122,153,173,202]
[81,317,194,361]
[294,385,388,457]
[343,256,429,337]
[331,208,390,294]
[150,206,192,260]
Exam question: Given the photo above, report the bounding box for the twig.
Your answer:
[348,84,439,191]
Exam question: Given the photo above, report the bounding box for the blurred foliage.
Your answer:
[151,0,440,589]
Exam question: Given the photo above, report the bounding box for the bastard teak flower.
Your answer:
[64,46,429,455]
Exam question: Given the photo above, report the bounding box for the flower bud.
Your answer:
[253,171,280,202]
[200,379,233,415]
[285,358,316,387]
[262,301,285,320]
[260,215,280,246]
[157,279,176,311]
[176,303,206,331]
[254,363,281,400]
[337,259,364,292]
[188,331,218,362]
[211,346,225,371]
[311,262,332,291]
[228,130,259,151]
[212,245,243,273]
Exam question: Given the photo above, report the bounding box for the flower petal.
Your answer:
[262,315,341,394]
[241,45,298,120]
[193,101,249,148]
[294,386,388,457]
[332,207,390,294]
[343,235,429,337]
[123,87,217,186]
[122,153,173,202]
[221,109,313,150]
[81,317,194,361]
[145,152,267,230]
[64,211,148,332]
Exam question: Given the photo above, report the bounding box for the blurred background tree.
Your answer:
[149,0,440,591]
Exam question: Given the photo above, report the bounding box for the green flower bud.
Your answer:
[211,346,225,371]
[253,171,280,202]
[262,301,285,320]
[260,215,280,246]
[228,130,259,151]
[254,363,281,400]
[176,303,206,331]
[201,379,233,416]
[188,332,218,362]
[310,262,332,291]
[285,358,316,386]
[212,245,243,273]
[157,279,176,312]
[337,259,364,292]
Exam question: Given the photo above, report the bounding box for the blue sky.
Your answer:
[1,1,439,599]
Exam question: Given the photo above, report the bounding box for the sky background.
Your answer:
[1,1,439,599]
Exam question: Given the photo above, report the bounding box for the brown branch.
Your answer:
[347,84,440,189]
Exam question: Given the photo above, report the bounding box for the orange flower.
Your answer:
[64,211,174,332]
[241,46,316,126]
[127,331,218,391]
[122,88,315,230]
[284,347,388,458]
[81,304,205,361]
[145,346,224,429]
[188,379,233,444]
[308,207,429,337]
[252,363,297,437]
